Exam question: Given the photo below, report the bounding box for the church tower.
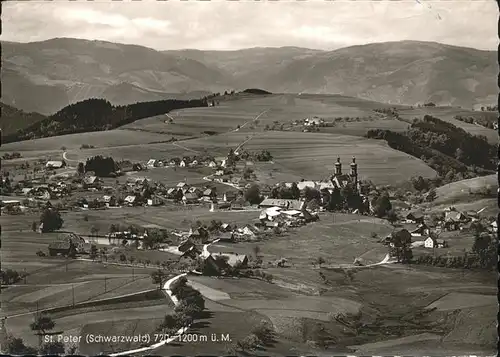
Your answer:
[350,156,359,191]
[334,157,342,176]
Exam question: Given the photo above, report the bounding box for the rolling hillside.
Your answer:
[2,38,496,115]
[2,38,229,114]
[257,41,496,108]
[0,102,47,135]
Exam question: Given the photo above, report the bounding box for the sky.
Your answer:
[2,0,497,51]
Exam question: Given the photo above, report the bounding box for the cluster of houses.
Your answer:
[384,206,498,250]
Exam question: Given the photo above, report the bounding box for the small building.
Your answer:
[211,253,248,268]
[203,188,216,198]
[297,181,316,191]
[1,200,21,210]
[490,220,497,233]
[84,175,100,187]
[410,223,430,237]
[124,195,137,206]
[183,193,199,204]
[217,231,235,243]
[424,237,447,249]
[405,211,425,224]
[223,191,238,203]
[208,161,217,168]
[259,198,304,210]
[177,182,188,189]
[179,160,187,167]
[178,239,196,253]
[147,196,162,206]
[46,160,66,169]
[147,159,159,168]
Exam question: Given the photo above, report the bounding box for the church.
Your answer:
[330,156,360,191]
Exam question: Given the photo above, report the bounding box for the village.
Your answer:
[2,145,496,276]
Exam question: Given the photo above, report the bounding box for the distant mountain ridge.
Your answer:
[2,38,496,114]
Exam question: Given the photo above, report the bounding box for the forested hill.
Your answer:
[0,103,47,136]
[3,97,209,143]
[366,115,497,184]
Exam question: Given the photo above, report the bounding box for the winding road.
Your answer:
[109,273,189,357]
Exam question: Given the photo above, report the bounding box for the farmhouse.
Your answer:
[490,220,497,233]
[297,181,317,191]
[203,188,216,198]
[46,160,66,169]
[1,200,21,210]
[259,198,304,210]
[178,239,196,253]
[147,196,162,206]
[216,231,235,243]
[443,211,468,231]
[182,193,199,204]
[411,223,430,237]
[223,191,238,202]
[211,253,249,268]
[405,211,425,224]
[147,159,160,168]
[83,175,100,188]
[124,195,137,206]
[424,237,448,249]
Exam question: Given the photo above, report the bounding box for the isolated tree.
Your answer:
[151,269,166,289]
[373,193,392,218]
[39,208,63,233]
[316,257,325,268]
[252,245,261,258]
[89,244,98,261]
[386,210,398,224]
[76,162,85,176]
[290,182,300,199]
[30,314,55,346]
[244,184,262,205]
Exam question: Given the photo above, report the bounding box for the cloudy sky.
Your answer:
[2,0,497,51]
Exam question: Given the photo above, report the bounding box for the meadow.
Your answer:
[177,131,438,185]
[0,129,173,152]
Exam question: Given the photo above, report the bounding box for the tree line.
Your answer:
[366,115,496,182]
[4,97,209,143]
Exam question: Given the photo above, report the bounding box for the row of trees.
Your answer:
[84,155,117,177]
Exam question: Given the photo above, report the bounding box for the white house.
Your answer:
[189,160,199,167]
[297,181,317,191]
[124,196,136,206]
[221,159,227,168]
[179,160,186,167]
[208,161,217,168]
[490,220,497,233]
[147,159,159,168]
[46,160,66,169]
[424,237,447,249]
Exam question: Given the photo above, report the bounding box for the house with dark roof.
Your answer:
[217,231,235,243]
[405,211,425,224]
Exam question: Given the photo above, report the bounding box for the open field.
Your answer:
[398,107,497,144]
[178,131,438,185]
[433,174,497,205]
[426,292,497,311]
[211,213,394,267]
[5,303,171,348]
[1,207,259,238]
[79,317,164,355]
[0,129,173,152]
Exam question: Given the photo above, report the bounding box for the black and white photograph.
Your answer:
[0,0,498,356]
